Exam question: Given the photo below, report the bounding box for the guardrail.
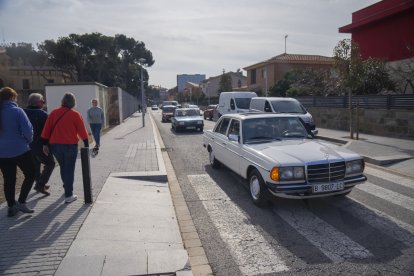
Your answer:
[296,95,414,110]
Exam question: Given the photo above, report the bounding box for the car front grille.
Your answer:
[307,161,345,183]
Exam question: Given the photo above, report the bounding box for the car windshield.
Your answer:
[235,98,252,109]
[271,100,306,114]
[176,109,199,117]
[163,106,176,112]
[243,117,308,144]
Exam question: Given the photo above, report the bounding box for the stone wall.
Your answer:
[308,107,414,139]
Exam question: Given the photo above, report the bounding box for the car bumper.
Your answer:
[265,175,367,199]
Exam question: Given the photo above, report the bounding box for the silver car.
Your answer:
[203,113,366,206]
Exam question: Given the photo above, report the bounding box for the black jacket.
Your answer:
[24,107,48,153]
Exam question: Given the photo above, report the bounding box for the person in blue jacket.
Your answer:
[0,87,36,217]
[24,93,55,196]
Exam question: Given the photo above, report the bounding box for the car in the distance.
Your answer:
[171,108,204,132]
[203,104,218,120]
[203,113,366,206]
[161,105,177,122]
[151,105,159,110]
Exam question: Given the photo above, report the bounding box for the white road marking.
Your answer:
[356,182,414,211]
[331,197,414,247]
[365,166,414,190]
[188,174,289,274]
[272,205,373,262]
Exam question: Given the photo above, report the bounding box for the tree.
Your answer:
[38,32,155,95]
[333,38,395,95]
[6,43,52,81]
[218,71,232,93]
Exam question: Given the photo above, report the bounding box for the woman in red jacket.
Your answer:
[41,93,89,203]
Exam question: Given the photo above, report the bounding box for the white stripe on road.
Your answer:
[365,166,414,190]
[272,205,373,262]
[356,182,414,211]
[188,174,289,274]
[331,197,414,247]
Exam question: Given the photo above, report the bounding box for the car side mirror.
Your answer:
[228,134,239,143]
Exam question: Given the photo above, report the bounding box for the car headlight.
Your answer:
[197,121,203,124]
[345,159,364,175]
[179,122,185,125]
[270,166,304,181]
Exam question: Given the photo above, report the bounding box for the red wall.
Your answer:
[352,9,414,61]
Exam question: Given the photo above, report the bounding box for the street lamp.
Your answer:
[139,58,146,127]
[284,34,288,54]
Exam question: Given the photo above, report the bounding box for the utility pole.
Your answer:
[139,58,146,127]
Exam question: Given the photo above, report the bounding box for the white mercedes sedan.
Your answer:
[203,113,367,206]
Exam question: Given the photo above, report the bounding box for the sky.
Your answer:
[0,0,379,89]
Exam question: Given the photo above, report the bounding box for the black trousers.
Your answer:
[32,150,55,188]
[0,151,36,207]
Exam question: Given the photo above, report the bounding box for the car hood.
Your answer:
[175,116,203,121]
[247,139,360,165]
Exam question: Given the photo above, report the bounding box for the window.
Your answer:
[228,119,240,137]
[251,69,256,84]
[22,79,30,89]
[264,101,272,112]
[214,118,230,135]
[47,79,54,83]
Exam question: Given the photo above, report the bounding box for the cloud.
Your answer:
[0,0,379,88]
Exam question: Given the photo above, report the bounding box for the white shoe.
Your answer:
[65,195,78,203]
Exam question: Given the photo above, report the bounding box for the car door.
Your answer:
[211,117,231,163]
[221,119,242,174]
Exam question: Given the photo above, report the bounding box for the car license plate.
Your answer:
[187,126,196,129]
[312,182,344,193]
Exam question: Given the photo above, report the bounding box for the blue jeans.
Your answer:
[90,123,102,147]
[51,144,78,197]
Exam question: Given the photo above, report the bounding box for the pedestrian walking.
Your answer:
[138,104,142,113]
[0,87,36,217]
[87,98,104,152]
[41,93,89,204]
[24,93,55,196]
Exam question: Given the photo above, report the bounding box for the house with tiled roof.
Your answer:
[243,53,334,93]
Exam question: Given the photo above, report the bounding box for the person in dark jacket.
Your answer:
[24,93,55,196]
[0,87,36,217]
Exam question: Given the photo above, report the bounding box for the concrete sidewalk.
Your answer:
[0,112,194,275]
[317,128,414,178]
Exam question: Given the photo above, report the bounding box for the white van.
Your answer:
[249,97,316,130]
[218,92,257,117]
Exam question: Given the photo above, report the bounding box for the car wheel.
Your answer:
[204,114,207,120]
[209,149,220,169]
[175,126,180,132]
[199,127,204,132]
[249,169,270,207]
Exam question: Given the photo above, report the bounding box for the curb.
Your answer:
[150,113,214,276]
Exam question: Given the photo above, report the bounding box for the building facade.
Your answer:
[243,53,334,93]
[0,50,73,106]
[339,0,414,94]
[199,71,247,99]
[177,74,205,93]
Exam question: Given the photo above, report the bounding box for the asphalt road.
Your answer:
[152,110,414,275]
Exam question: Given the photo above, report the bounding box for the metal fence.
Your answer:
[296,95,414,110]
